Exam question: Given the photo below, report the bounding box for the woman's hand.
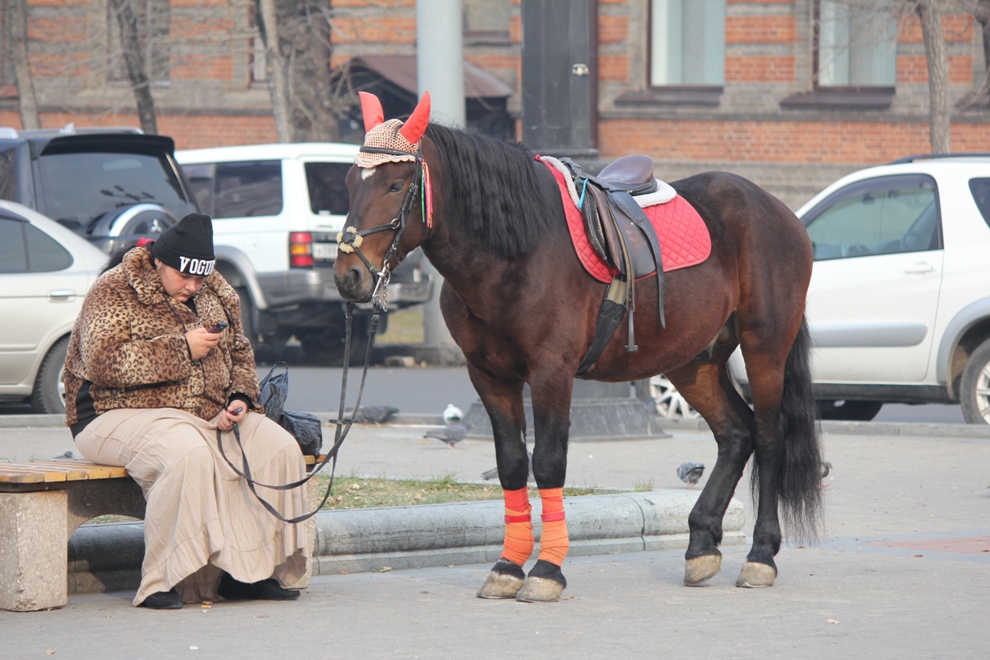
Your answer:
[186,327,222,360]
[217,403,247,432]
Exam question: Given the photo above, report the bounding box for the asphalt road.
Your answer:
[0,364,972,424]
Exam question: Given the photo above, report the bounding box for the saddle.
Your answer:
[557,155,667,373]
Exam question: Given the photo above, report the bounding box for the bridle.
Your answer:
[336,148,425,312]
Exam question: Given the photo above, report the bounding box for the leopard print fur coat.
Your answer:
[64,246,261,426]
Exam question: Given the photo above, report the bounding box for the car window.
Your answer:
[970,178,990,228]
[803,174,940,261]
[212,161,283,218]
[36,151,191,228]
[0,218,72,273]
[305,162,350,215]
[0,218,28,273]
[181,163,216,217]
[0,147,16,201]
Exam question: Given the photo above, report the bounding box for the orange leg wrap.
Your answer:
[537,487,569,566]
[501,487,534,566]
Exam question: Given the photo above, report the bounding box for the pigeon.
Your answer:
[443,404,464,425]
[425,422,473,448]
[676,461,705,487]
[482,449,534,482]
[52,450,74,460]
[351,405,399,424]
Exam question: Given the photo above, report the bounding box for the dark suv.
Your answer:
[0,127,197,254]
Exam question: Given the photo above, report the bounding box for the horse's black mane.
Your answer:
[425,124,560,258]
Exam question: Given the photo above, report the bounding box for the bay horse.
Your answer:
[334,92,823,602]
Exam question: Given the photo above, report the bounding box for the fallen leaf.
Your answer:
[378,566,392,572]
[826,619,840,625]
[46,651,55,656]
[914,554,924,558]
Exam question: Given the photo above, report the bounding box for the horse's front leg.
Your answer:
[514,372,573,603]
[470,368,533,600]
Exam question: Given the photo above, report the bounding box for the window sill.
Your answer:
[615,86,723,107]
[464,30,512,46]
[780,87,895,110]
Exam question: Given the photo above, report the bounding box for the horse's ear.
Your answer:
[399,91,431,144]
[359,92,385,133]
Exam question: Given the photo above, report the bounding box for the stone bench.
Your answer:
[0,456,321,612]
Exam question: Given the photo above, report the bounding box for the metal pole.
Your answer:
[416,0,463,350]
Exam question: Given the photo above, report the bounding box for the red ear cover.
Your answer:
[399,90,431,144]
[359,92,385,133]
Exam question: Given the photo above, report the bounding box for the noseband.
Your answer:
[337,151,425,311]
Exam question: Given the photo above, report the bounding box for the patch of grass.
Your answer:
[317,473,614,510]
[377,306,424,345]
[633,479,655,492]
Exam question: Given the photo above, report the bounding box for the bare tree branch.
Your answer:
[108,0,157,134]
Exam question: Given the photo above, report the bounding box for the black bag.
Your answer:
[258,362,323,456]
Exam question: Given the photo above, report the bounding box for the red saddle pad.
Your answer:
[542,159,712,284]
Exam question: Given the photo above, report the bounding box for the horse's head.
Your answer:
[334,91,433,305]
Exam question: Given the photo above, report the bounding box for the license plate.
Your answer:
[313,243,338,260]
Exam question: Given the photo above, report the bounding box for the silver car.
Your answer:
[0,200,107,413]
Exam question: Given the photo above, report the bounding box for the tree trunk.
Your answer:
[255,0,338,143]
[917,0,950,153]
[976,0,990,92]
[109,0,158,135]
[7,0,41,129]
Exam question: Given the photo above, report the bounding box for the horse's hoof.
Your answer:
[477,571,525,599]
[684,554,722,586]
[515,576,566,603]
[736,561,777,588]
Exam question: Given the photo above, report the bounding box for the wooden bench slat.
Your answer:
[0,460,127,484]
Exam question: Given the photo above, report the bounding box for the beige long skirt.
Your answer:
[74,407,310,606]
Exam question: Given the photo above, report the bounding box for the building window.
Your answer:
[464,0,511,45]
[107,0,171,84]
[816,0,896,87]
[650,0,725,86]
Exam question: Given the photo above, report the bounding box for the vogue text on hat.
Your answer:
[179,257,215,276]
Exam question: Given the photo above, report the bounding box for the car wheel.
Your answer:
[234,287,257,345]
[816,400,883,421]
[30,335,70,414]
[959,337,990,425]
[300,316,371,367]
[649,374,700,419]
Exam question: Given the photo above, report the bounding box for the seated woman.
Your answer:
[64,213,310,609]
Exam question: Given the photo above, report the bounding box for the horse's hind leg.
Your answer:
[471,370,534,600]
[666,355,755,586]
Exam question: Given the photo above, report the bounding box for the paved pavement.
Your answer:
[1,417,989,658]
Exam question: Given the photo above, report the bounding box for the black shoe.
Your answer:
[218,573,300,601]
[138,589,183,610]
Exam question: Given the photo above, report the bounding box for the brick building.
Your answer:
[2,0,989,207]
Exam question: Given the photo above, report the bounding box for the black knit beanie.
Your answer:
[151,213,216,275]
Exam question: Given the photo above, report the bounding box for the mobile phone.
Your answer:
[208,321,228,333]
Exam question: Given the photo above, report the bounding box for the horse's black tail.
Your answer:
[777,315,823,540]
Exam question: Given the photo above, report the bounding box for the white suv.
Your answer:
[176,143,433,365]
[653,155,990,423]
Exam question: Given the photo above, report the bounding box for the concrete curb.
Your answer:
[6,414,989,438]
[651,417,990,439]
[66,491,746,595]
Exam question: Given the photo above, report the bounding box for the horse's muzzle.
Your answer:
[334,264,375,303]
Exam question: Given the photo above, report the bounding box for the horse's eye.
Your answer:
[388,182,404,193]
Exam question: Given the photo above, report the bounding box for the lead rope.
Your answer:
[216,303,383,523]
